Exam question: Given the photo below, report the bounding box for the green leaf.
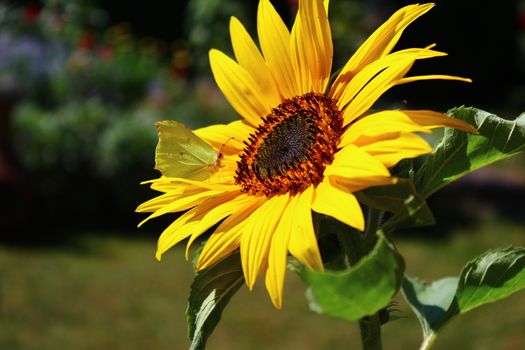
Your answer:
[414,107,525,197]
[401,276,458,349]
[297,233,405,321]
[452,246,525,314]
[357,179,435,232]
[402,247,525,350]
[187,252,244,350]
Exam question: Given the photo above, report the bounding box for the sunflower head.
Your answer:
[137,0,476,309]
[235,92,343,196]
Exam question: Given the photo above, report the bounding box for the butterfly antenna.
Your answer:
[215,137,236,165]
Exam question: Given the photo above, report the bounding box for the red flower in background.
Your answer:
[519,12,525,29]
[23,3,40,24]
[78,32,96,51]
[98,44,115,60]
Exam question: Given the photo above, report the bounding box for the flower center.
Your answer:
[235,93,343,196]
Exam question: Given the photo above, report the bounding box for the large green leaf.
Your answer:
[297,233,405,321]
[187,252,244,350]
[414,107,525,197]
[452,246,525,314]
[402,247,525,350]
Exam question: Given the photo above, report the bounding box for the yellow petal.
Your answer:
[136,187,186,212]
[312,177,364,231]
[257,0,297,98]
[264,193,292,309]
[141,176,186,193]
[138,188,224,227]
[290,14,311,94]
[290,0,333,94]
[184,192,255,259]
[209,49,270,126]
[154,190,242,260]
[194,120,254,155]
[397,74,472,85]
[335,48,447,112]
[154,176,237,191]
[196,196,266,270]
[340,110,432,147]
[230,17,281,108]
[400,110,478,133]
[154,212,200,262]
[360,132,432,168]
[330,3,434,99]
[324,144,391,179]
[333,175,397,193]
[241,194,289,290]
[341,58,415,125]
[325,144,395,192]
[139,177,234,201]
[288,186,324,271]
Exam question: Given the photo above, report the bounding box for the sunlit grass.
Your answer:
[1,219,524,349]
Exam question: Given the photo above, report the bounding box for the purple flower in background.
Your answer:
[0,33,69,91]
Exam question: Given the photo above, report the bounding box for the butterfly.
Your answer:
[154,120,230,181]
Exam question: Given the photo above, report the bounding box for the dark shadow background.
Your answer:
[101,0,522,110]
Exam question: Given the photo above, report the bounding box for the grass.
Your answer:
[1,219,524,350]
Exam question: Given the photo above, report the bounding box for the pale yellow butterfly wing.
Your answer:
[155,120,217,180]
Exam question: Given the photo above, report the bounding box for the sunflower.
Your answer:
[137,0,476,308]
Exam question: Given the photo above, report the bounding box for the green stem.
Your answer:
[338,225,363,267]
[419,334,437,350]
[363,208,381,250]
[336,207,384,350]
[358,314,383,350]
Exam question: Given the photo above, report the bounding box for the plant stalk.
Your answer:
[358,314,383,350]
[363,208,382,250]
[337,207,384,350]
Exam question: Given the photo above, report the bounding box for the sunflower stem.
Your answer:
[337,207,384,350]
[363,208,382,250]
[360,208,384,350]
[358,314,383,350]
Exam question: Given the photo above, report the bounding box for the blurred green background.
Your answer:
[1,0,524,349]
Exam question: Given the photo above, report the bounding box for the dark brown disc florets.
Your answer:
[235,92,343,196]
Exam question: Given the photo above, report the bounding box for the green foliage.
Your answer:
[414,107,525,197]
[187,253,244,350]
[402,247,525,349]
[297,233,405,321]
[453,246,525,314]
[49,49,162,107]
[401,276,458,349]
[185,0,248,73]
[97,111,159,175]
[356,179,435,232]
[13,100,112,170]
[12,101,158,175]
[328,0,368,68]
